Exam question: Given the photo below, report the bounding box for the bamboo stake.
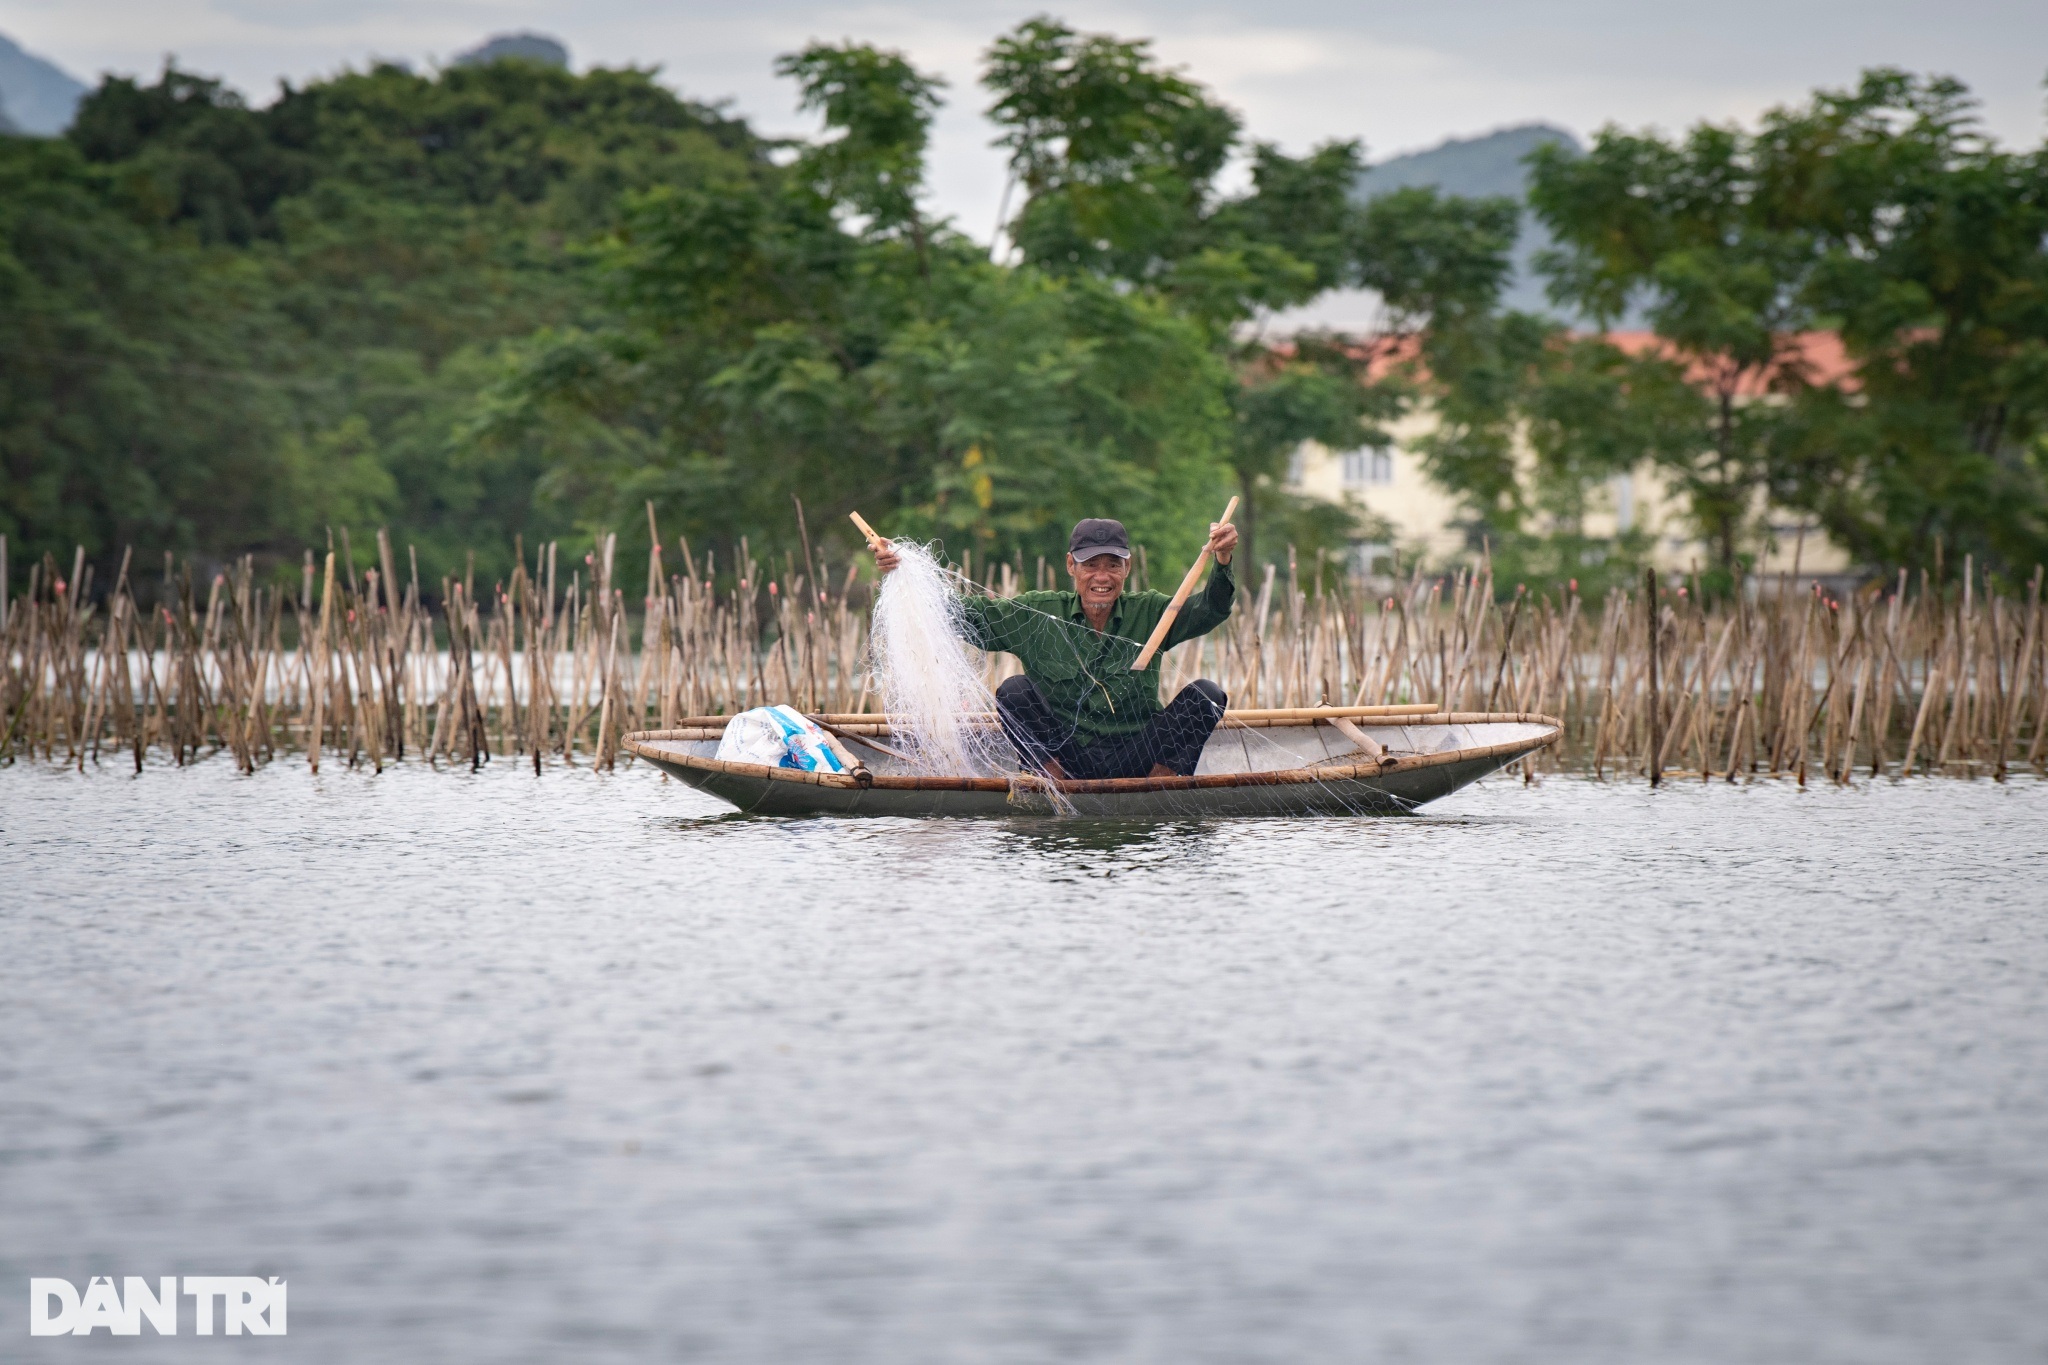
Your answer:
[1645,569,1662,787]
[308,553,334,774]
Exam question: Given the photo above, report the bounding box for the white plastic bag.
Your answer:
[713,705,846,773]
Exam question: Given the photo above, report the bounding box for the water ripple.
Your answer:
[2,762,2044,1363]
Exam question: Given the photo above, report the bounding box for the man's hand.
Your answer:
[1208,521,1239,565]
[873,539,900,575]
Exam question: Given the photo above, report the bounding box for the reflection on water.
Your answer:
[2,761,2045,1364]
[998,817,1221,859]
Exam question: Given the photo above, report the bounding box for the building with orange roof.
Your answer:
[1285,331,1860,582]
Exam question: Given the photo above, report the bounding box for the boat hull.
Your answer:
[624,713,1559,818]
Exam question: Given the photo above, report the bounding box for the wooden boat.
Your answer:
[622,706,1560,817]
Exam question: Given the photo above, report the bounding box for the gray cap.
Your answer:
[1068,518,1131,561]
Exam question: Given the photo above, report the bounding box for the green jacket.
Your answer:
[956,561,1236,745]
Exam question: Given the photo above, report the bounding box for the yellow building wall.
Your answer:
[1288,405,1857,578]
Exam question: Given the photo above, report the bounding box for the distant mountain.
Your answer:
[0,32,87,135]
[1356,123,1582,317]
[454,33,569,69]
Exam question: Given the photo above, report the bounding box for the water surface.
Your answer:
[3,762,2044,1362]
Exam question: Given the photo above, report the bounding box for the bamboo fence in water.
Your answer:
[3,530,2043,784]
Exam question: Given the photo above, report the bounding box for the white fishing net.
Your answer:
[868,539,1015,778]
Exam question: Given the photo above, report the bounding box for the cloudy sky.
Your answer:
[7,0,2045,250]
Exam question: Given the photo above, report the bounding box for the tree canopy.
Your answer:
[475,19,1474,575]
[6,25,1456,585]
[1524,69,2048,580]
[2,32,2041,595]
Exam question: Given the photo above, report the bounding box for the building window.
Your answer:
[1350,541,1393,576]
[1287,449,1306,485]
[1341,447,1394,487]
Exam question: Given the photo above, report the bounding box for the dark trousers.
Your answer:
[996,675,1227,780]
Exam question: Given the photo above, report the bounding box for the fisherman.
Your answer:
[874,516,1238,780]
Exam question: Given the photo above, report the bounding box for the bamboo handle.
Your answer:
[814,730,872,786]
[1130,496,1238,671]
[1326,714,1384,760]
[808,713,909,766]
[849,511,883,549]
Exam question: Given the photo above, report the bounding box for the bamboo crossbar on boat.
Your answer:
[811,703,1438,725]
[639,710,1549,741]
[630,703,1446,741]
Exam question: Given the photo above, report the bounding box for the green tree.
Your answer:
[1527,68,2048,578]
[4,56,769,584]
[1528,122,1815,574]
[985,18,1239,282]
[778,43,945,261]
[0,136,300,564]
[983,20,1504,574]
[477,37,1236,573]
[1758,71,2048,574]
[485,17,1504,578]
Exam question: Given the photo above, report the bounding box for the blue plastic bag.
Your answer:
[713,705,846,772]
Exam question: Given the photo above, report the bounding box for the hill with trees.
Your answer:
[1356,124,1581,317]
[0,33,85,135]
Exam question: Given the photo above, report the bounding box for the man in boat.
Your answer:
[874,516,1238,780]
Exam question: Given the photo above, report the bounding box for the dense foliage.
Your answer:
[480,20,1488,575]
[1520,70,2048,583]
[2,58,773,584]
[5,23,1460,586]
[2,28,2042,593]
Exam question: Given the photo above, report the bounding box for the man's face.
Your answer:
[1067,552,1129,612]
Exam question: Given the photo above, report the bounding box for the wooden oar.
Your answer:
[1325,714,1385,760]
[1130,496,1238,671]
[807,713,909,767]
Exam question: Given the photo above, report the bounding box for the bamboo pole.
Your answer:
[1645,569,1662,787]
[1131,497,1238,671]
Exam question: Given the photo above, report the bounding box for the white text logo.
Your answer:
[28,1277,286,1336]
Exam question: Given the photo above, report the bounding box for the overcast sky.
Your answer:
[7,0,2045,253]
